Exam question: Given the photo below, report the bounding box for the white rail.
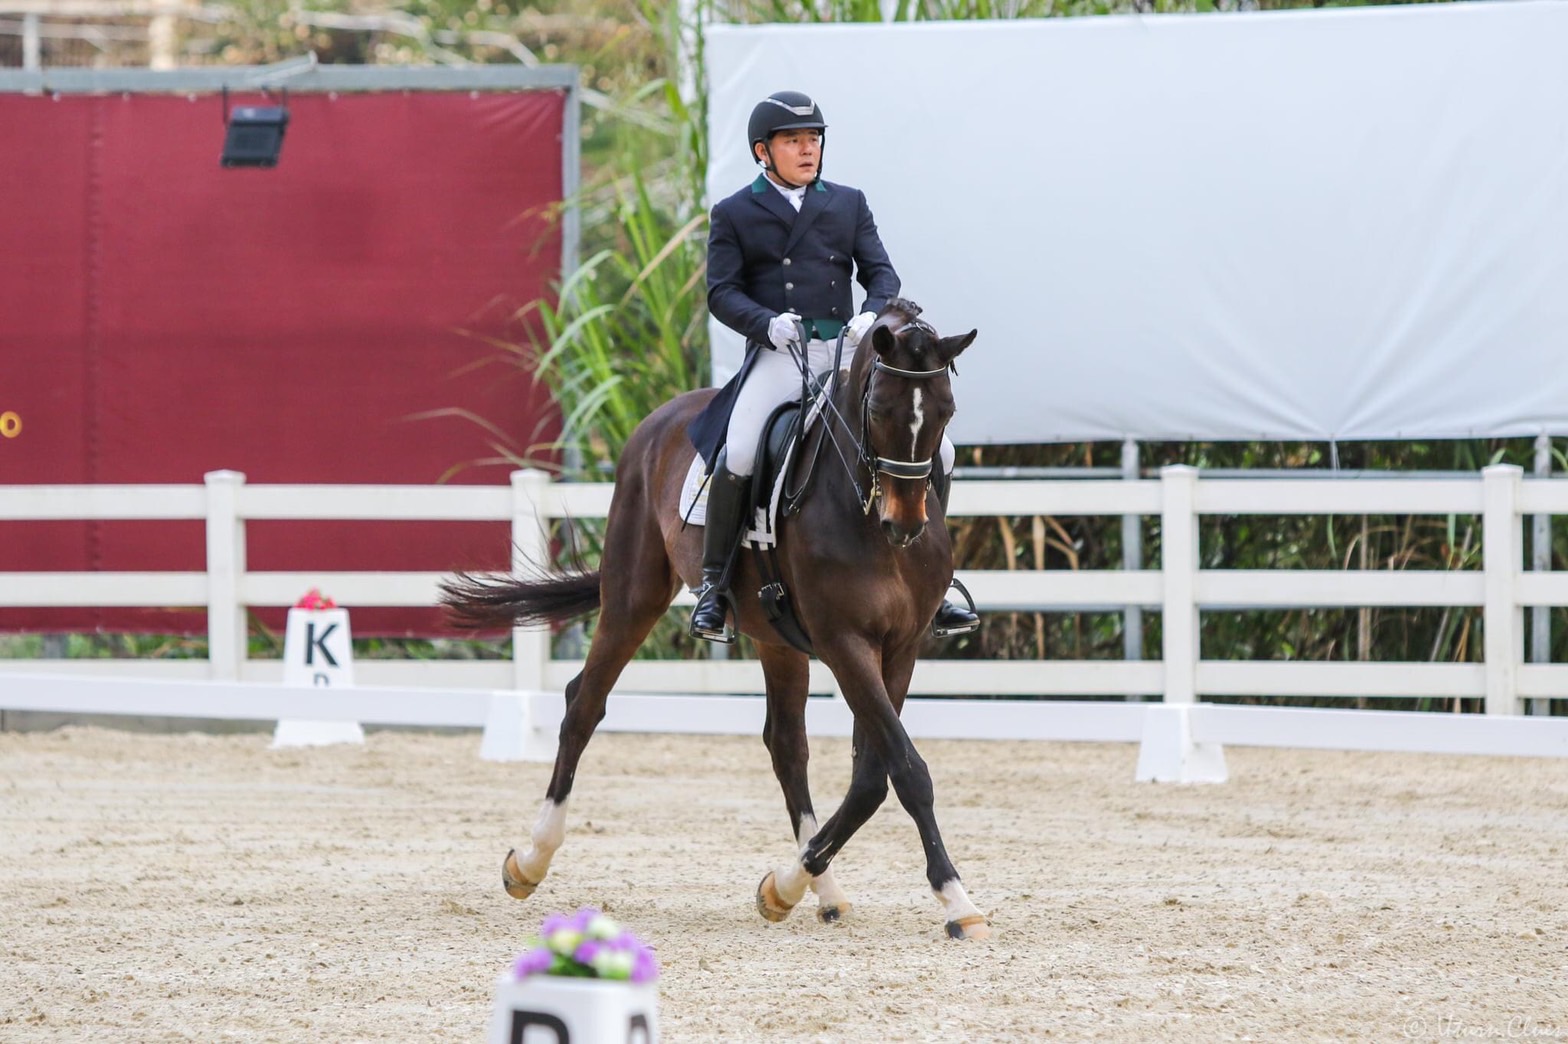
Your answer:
[2,465,1565,720]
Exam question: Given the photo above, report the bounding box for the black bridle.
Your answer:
[787,318,954,516]
[855,334,953,515]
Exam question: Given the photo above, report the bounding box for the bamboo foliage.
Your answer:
[521,183,710,473]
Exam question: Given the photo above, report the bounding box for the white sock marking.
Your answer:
[935,878,983,924]
[797,816,851,908]
[517,798,568,882]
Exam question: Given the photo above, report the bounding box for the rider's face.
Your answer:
[759,129,821,184]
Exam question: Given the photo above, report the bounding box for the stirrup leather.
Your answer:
[930,577,980,639]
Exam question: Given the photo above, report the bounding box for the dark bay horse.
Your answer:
[440,298,988,940]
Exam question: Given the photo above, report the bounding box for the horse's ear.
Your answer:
[870,323,897,358]
[937,329,976,366]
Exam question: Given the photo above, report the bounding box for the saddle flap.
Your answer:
[675,368,836,545]
[756,401,803,497]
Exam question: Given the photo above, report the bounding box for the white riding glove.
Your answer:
[845,310,877,346]
[768,312,803,351]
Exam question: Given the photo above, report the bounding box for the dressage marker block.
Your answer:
[488,974,657,1044]
[1134,704,1228,784]
[272,606,366,748]
[479,691,560,762]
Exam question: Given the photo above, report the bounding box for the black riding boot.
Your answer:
[689,463,751,643]
[930,468,980,638]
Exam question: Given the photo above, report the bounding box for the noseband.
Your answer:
[857,350,952,515]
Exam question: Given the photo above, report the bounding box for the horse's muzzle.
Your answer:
[878,493,928,548]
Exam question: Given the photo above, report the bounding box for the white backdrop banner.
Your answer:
[706,2,1568,444]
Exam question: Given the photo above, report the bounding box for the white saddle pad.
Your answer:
[677,370,840,549]
[678,454,788,548]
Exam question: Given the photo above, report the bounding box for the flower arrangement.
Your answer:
[294,587,338,610]
[510,908,658,985]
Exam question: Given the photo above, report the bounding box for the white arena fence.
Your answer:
[3,466,1568,766]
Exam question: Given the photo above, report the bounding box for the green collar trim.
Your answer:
[751,173,826,193]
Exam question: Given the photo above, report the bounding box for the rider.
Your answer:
[685,89,980,644]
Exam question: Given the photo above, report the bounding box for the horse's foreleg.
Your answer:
[805,642,989,939]
[761,718,888,920]
[800,815,852,921]
[755,643,852,924]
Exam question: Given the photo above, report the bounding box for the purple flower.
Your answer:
[539,913,573,936]
[509,909,658,984]
[511,946,554,980]
[630,947,659,985]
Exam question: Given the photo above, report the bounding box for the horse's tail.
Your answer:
[439,567,602,631]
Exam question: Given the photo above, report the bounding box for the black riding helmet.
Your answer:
[747,90,827,187]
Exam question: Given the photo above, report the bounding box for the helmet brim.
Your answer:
[754,121,827,143]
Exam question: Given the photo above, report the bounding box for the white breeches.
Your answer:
[725,339,956,479]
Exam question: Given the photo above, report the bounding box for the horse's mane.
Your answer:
[880,297,923,324]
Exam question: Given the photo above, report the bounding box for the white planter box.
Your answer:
[488,973,659,1044]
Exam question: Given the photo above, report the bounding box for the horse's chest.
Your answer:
[787,538,946,612]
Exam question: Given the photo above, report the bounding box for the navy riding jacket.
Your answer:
[689,174,901,466]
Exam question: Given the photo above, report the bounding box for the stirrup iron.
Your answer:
[689,587,738,644]
[930,577,980,639]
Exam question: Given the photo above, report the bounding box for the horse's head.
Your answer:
[852,298,976,548]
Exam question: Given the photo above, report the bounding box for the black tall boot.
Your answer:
[689,461,751,643]
[930,468,980,638]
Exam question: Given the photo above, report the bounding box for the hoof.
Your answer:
[816,901,852,924]
[755,872,794,923]
[501,849,539,901]
[944,915,991,941]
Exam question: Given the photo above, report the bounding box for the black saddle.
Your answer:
[742,378,836,655]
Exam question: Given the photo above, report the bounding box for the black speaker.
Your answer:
[221,105,289,168]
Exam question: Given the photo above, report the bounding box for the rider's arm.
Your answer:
[850,189,899,318]
[707,200,777,347]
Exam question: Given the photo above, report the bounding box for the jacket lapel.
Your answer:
[749,174,799,230]
[783,180,830,254]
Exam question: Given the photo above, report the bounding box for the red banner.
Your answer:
[0,89,565,635]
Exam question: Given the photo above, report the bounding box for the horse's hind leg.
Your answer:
[503,504,677,901]
[753,643,852,924]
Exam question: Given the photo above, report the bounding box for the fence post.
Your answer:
[511,469,553,695]
[1482,464,1523,716]
[204,470,247,681]
[1122,438,1145,701]
[1160,465,1199,704]
[22,14,42,71]
[1531,435,1552,716]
